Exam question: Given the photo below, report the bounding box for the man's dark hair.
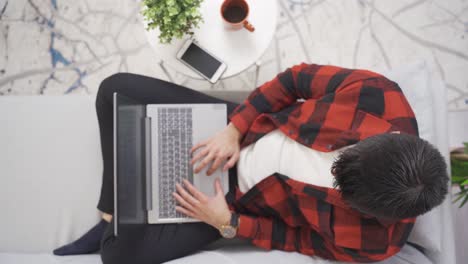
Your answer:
[331,133,449,220]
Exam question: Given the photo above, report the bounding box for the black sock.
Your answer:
[53,218,109,256]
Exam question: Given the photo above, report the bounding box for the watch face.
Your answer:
[222,226,236,238]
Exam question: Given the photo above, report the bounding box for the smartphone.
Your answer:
[176,39,227,83]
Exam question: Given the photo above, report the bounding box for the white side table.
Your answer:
[142,0,278,83]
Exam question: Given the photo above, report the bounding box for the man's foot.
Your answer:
[53,219,108,256]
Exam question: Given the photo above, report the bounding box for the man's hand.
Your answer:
[190,122,242,176]
[173,178,232,230]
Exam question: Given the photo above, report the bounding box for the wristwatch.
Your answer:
[219,211,239,239]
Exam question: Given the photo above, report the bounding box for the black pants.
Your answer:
[95,73,241,264]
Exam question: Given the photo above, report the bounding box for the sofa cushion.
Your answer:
[0,242,432,264]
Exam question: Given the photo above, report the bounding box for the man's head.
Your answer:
[331,133,449,220]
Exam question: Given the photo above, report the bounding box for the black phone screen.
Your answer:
[180,42,222,79]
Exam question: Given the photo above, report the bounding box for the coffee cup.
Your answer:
[220,0,255,32]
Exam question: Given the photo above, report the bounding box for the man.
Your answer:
[178,62,449,262]
[54,63,448,264]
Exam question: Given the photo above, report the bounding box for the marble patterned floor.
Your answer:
[1,1,468,263]
[0,0,467,111]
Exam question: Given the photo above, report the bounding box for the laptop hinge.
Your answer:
[144,116,153,211]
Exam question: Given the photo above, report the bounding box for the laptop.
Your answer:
[113,92,229,236]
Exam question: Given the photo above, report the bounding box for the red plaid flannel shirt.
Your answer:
[225,63,418,263]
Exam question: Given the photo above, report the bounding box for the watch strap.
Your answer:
[230,212,239,228]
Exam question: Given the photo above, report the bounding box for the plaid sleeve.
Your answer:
[228,63,342,136]
[237,214,413,262]
[236,214,300,252]
[227,63,387,137]
[344,76,419,138]
[237,214,339,259]
[381,79,419,136]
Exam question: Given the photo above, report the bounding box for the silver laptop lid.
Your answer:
[113,92,148,236]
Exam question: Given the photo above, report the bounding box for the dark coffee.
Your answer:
[222,5,247,23]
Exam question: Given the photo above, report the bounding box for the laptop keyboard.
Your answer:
[157,107,193,219]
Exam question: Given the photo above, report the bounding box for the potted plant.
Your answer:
[141,0,204,44]
[451,142,468,207]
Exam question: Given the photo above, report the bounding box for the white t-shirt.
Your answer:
[237,128,354,193]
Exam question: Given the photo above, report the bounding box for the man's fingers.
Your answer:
[214,177,224,196]
[175,206,196,218]
[194,152,214,174]
[190,147,209,166]
[223,152,239,171]
[190,139,208,154]
[175,183,200,207]
[206,156,225,176]
[172,192,196,212]
[182,179,208,202]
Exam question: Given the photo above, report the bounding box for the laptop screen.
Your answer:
[114,93,147,235]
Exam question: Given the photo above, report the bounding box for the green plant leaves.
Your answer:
[451,145,468,208]
[142,0,204,43]
[453,183,468,208]
[453,187,468,208]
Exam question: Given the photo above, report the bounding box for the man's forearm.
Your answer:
[227,63,346,138]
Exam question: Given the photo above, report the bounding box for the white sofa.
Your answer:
[0,61,456,263]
